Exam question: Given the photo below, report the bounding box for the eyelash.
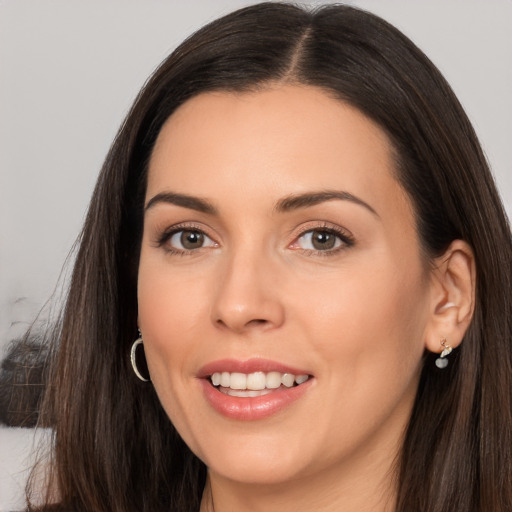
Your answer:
[154,222,355,257]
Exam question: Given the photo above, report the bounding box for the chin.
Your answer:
[191,425,319,485]
[207,452,309,486]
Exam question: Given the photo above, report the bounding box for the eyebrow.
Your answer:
[275,190,379,217]
[145,192,217,215]
[144,189,378,217]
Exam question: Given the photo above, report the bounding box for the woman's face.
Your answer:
[138,85,433,487]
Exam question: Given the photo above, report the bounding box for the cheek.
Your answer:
[139,276,203,345]
[280,257,429,464]
[137,258,207,404]
[304,264,423,317]
[290,252,429,389]
[138,250,211,341]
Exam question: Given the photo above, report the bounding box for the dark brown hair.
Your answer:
[29,3,512,511]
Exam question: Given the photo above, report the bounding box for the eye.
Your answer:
[167,229,217,252]
[290,226,354,254]
[298,230,342,251]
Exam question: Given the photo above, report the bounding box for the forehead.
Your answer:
[147,85,410,222]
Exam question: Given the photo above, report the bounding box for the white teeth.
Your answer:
[210,371,310,391]
[220,372,230,387]
[281,373,295,388]
[295,374,309,384]
[230,372,247,390]
[223,388,274,397]
[266,371,282,389]
[247,372,266,390]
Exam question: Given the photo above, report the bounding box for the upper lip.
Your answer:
[197,358,312,379]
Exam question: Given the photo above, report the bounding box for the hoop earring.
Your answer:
[130,330,150,382]
[435,338,453,369]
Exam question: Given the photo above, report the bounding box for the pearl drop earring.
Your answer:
[435,338,453,369]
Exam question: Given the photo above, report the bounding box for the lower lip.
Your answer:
[199,378,313,420]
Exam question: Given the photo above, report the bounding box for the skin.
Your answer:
[137,84,474,512]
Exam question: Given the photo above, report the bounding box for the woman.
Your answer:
[28,3,512,511]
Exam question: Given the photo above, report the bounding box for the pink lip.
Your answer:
[197,358,314,421]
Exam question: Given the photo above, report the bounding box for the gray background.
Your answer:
[0,0,511,507]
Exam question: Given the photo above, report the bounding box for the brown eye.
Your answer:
[297,230,343,251]
[180,230,204,249]
[311,231,336,250]
[168,229,216,251]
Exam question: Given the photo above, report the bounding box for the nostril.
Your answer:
[215,317,268,331]
[247,319,268,326]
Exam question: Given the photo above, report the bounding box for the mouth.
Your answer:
[209,371,311,397]
[198,359,314,420]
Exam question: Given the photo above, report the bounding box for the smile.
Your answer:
[198,360,314,420]
[210,371,310,397]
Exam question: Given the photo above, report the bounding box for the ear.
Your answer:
[424,240,476,354]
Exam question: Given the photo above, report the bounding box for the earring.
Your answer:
[130,329,150,382]
[435,338,453,369]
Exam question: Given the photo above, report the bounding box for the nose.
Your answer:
[211,249,285,334]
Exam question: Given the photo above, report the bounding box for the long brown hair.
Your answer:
[29,3,512,511]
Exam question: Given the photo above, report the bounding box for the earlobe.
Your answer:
[424,240,476,354]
